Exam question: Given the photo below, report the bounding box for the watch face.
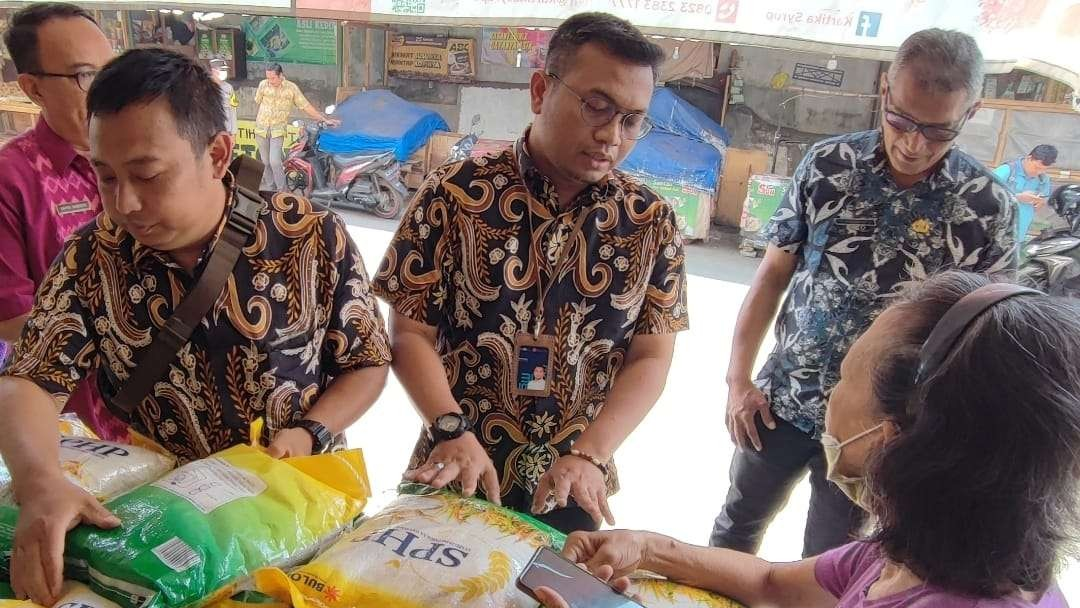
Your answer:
[437,415,462,433]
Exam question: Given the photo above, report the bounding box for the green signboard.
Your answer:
[739,173,791,251]
[243,17,338,66]
[640,178,712,241]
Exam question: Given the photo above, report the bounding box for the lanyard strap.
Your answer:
[528,207,591,338]
[514,140,595,339]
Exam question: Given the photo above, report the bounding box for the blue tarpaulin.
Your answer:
[621,88,729,191]
[316,90,449,161]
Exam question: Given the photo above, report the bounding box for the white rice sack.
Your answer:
[254,486,564,608]
[0,436,175,505]
[630,578,743,608]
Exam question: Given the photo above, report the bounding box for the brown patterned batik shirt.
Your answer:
[373,138,689,511]
[3,180,391,462]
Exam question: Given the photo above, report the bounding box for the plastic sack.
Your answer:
[0,582,123,608]
[630,578,743,608]
[0,436,175,506]
[57,414,99,440]
[65,439,370,608]
[253,484,563,608]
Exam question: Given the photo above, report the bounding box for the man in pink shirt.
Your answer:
[0,2,126,440]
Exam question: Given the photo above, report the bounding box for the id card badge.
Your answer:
[513,333,555,398]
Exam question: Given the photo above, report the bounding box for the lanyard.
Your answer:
[514,142,593,339]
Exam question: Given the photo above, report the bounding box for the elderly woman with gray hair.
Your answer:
[540,272,1076,608]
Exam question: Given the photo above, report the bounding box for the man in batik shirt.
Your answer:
[714,29,1017,558]
[0,49,390,606]
[374,12,688,534]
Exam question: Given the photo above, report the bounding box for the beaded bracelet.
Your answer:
[569,448,610,476]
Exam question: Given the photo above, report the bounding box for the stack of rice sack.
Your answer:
[0,419,370,608]
[65,442,369,608]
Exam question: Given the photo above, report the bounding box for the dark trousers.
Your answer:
[710,417,865,558]
[533,505,599,535]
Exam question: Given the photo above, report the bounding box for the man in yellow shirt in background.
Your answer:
[254,62,339,197]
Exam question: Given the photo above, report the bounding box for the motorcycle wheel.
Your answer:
[285,169,312,198]
[372,184,403,219]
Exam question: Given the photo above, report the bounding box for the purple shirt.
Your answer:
[0,118,127,441]
[815,542,1069,608]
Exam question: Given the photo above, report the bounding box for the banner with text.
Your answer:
[243,16,338,66]
[481,27,552,68]
[388,34,476,82]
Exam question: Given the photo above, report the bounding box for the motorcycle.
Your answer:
[1018,184,1080,297]
[283,110,406,219]
[445,115,482,165]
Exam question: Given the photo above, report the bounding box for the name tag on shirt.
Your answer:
[55,200,93,216]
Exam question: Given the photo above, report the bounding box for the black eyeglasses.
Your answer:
[882,88,969,142]
[547,73,653,141]
[29,70,98,92]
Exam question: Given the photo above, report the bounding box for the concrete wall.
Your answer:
[719,45,882,175]
[732,45,880,136]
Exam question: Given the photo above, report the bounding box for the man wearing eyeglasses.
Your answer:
[714,28,1017,558]
[0,3,126,440]
[373,12,688,534]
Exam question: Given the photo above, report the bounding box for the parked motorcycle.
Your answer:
[283,112,406,219]
[445,115,482,164]
[1018,184,1080,297]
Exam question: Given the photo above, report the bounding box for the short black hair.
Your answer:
[87,48,225,152]
[3,2,97,74]
[267,63,284,75]
[868,271,1080,597]
[546,12,665,81]
[1030,144,1058,165]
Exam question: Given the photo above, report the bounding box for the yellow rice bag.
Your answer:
[254,485,563,608]
[0,436,175,505]
[630,578,744,608]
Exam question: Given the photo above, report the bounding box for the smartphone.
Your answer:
[517,546,646,608]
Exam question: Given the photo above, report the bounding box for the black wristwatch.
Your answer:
[429,413,472,444]
[291,419,332,454]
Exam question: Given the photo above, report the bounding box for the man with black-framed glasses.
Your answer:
[713,28,1017,558]
[0,3,126,441]
[374,12,687,534]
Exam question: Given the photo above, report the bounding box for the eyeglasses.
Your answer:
[28,70,98,92]
[882,88,968,143]
[547,73,653,141]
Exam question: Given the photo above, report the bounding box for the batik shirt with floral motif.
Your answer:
[760,130,1017,438]
[373,137,689,512]
[3,183,391,462]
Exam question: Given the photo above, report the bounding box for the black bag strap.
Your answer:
[105,155,265,422]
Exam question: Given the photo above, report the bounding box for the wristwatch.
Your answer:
[291,419,332,454]
[429,413,472,444]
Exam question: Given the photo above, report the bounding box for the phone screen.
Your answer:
[518,547,645,608]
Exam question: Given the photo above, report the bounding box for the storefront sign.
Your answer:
[243,17,338,66]
[388,35,476,82]
[481,27,552,68]
[294,0,1078,89]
